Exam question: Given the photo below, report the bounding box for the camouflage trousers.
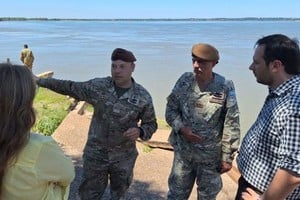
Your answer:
[79,147,138,200]
[167,150,222,200]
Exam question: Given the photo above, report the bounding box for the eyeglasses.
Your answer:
[192,57,211,65]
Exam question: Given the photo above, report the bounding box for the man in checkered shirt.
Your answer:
[235,34,300,200]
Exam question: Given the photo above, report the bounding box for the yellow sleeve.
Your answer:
[35,138,75,198]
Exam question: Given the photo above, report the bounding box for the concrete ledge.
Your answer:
[73,101,87,115]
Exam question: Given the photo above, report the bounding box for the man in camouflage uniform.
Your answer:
[165,43,240,200]
[20,44,34,71]
[36,48,157,200]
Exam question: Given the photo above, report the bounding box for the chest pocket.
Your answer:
[193,92,225,122]
[112,101,140,124]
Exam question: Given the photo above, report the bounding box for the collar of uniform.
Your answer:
[192,72,225,93]
[117,78,136,100]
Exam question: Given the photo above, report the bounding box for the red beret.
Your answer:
[111,48,136,62]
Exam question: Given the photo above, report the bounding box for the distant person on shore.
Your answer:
[35,48,158,200]
[235,34,300,200]
[165,43,241,199]
[0,63,75,200]
[20,44,34,70]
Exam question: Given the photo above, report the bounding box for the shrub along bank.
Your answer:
[32,87,73,136]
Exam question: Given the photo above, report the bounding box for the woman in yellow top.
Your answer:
[0,63,75,200]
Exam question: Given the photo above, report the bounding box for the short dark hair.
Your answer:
[24,44,28,48]
[255,34,300,75]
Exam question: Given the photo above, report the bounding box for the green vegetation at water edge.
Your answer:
[32,87,73,136]
[157,118,170,130]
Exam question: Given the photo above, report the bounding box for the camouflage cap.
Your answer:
[191,43,219,61]
[111,48,136,62]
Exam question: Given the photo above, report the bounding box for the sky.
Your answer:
[2,0,300,19]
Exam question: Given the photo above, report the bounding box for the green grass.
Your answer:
[142,145,153,153]
[32,87,73,136]
[157,118,170,130]
[85,103,94,112]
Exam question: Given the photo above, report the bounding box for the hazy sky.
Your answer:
[2,0,300,19]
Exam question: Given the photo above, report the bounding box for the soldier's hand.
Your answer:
[123,127,140,141]
[241,187,262,200]
[218,161,232,174]
[180,127,203,143]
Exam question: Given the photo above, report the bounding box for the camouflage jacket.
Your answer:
[38,77,157,151]
[166,72,240,163]
[20,48,34,67]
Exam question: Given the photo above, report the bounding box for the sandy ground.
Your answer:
[52,103,238,200]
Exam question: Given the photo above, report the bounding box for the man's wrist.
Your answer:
[179,126,188,134]
[257,195,262,200]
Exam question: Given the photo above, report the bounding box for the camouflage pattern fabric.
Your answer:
[20,48,34,69]
[168,151,222,200]
[38,77,157,200]
[79,146,138,199]
[166,72,240,199]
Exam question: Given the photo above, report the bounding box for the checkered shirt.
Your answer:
[237,75,300,199]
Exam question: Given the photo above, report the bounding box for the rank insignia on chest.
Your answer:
[209,92,225,104]
[99,94,106,100]
[128,96,139,105]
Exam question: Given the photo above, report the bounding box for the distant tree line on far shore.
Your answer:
[1,17,300,22]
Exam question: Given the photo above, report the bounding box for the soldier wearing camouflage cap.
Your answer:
[166,43,240,199]
[36,47,158,200]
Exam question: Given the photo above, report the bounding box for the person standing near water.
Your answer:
[0,63,75,200]
[20,44,34,70]
[36,48,158,200]
[166,43,241,199]
[236,34,300,200]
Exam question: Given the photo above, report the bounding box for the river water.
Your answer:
[1,20,300,135]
